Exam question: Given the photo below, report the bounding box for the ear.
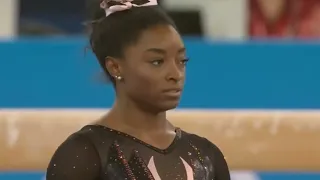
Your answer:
[104,56,123,78]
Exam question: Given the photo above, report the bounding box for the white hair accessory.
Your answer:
[100,0,158,17]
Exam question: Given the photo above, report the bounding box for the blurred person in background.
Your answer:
[19,19,66,36]
[249,0,320,38]
[19,0,203,37]
[46,0,230,180]
[19,0,86,35]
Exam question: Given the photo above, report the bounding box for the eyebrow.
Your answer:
[145,47,186,54]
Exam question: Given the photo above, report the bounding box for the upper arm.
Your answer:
[205,139,230,180]
[46,133,101,180]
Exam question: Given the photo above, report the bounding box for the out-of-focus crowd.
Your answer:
[249,0,320,38]
[4,0,320,39]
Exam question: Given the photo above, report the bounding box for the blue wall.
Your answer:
[1,38,320,179]
[1,38,320,108]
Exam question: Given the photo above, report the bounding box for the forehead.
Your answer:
[132,25,184,52]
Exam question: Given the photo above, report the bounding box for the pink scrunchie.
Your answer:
[100,0,158,17]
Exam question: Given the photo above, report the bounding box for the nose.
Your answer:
[165,61,184,82]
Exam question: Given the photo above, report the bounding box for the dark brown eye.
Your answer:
[150,59,164,66]
[180,58,189,65]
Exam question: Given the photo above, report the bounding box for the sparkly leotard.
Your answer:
[46,125,230,180]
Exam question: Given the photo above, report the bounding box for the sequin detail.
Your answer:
[106,141,136,180]
[49,125,225,180]
[100,125,180,154]
[188,142,213,179]
[189,142,204,163]
[129,150,155,180]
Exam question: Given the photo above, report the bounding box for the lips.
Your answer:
[163,88,182,93]
[162,88,182,97]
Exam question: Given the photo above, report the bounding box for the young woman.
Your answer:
[46,0,230,179]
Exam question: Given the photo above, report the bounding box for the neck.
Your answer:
[104,98,171,133]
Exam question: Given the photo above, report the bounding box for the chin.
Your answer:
[157,101,180,112]
[142,98,180,113]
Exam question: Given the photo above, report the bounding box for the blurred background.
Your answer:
[1,0,320,179]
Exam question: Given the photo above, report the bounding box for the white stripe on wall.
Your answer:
[162,0,248,40]
[0,0,18,39]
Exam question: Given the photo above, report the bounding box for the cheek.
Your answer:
[125,68,159,95]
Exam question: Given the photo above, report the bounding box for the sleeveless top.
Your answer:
[46,125,230,180]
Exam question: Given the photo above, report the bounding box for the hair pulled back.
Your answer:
[87,0,177,83]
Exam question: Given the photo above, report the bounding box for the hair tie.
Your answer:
[100,0,158,17]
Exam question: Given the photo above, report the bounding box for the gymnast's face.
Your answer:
[117,24,187,113]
